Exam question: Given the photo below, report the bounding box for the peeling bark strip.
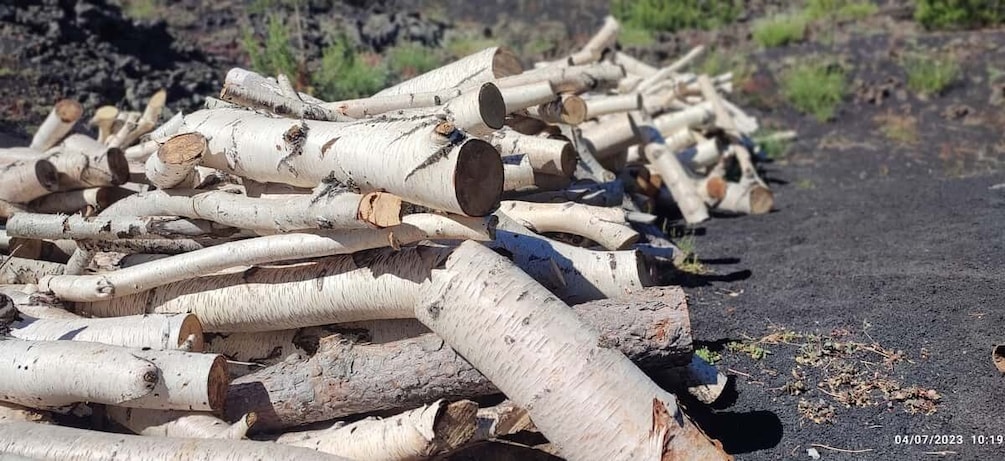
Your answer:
[224,286,692,430]
[183,108,503,216]
[0,422,348,461]
[374,46,523,97]
[272,399,477,460]
[414,242,727,461]
[30,99,83,151]
[11,313,203,352]
[45,214,491,304]
[0,339,159,407]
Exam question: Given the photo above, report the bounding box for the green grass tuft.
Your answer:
[915,0,1005,30]
[618,26,657,47]
[781,60,847,121]
[241,14,299,80]
[610,0,741,32]
[315,34,389,101]
[756,132,793,160]
[752,12,809,47]
[386,42,444,81]
[695,347,722,364]
[806,0,879,21]
[903,52,960,97]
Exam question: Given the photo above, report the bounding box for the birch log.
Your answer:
[0,158,59,203]
[0,338,158,407]
[90,105,118,143]
[54,134,131,187]
[326,89,458,118]
[374,47,523,97]
[495,63,626,94]
[273,399,477,461]
[107,407,255,439]
[0,422,348,461]
[502,155,536,191]
[499,81,557,114]
[0,286,75,320]
[27,187,132,215]
[524,95,587,125]
[645,142,709,224]
[490,129,577,177]
[0,256,64,284]
[145,132,207,189]
[581,112,642,162]
[225,285,693,430]
[715,179,773,215]
[115,349,228,412]
[414,241,727,460]
[6,213,239,241]
[584,93,643,119]
[613,51,658,78]
[11,313,204,351]
[182,108,503,216]
[221,68,349,122]
[568,15,620,65]
[498,200,639,250]
[42,213,490,303]
[30,99,82,151]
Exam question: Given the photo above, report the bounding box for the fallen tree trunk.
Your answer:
[498,200,639,250]
[43,213,491,303]
[224,285,692,430]
[272,399,477,461]
[414,241,727,460]
[0,338,158,407]
[0,422,348,461]
[11,313,204,352]
[107,407,256,439]
[182,108,503,216]
[30,99,83,151]
[374,47,523,97]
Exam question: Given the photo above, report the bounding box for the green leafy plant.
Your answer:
[618,26,656,47]
[314,34,389,101]
[915,0,1005,30]
[610,0,742,32]
[903,52,960,96]
[241,14,299,80]
[806,0,879,21]
[695,347,722,364]
[386,42,443,81]
[752,12,809,47]
[120,0,159,20]
[781,60,847,121]
[756,132,793,159]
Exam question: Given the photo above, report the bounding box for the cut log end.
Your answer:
[107,147,130,185]
[433,400,479,453]
[560,95,588,125]
[159,133,207,165]
[207,355,230,411]
[492,47,525,79]
[748,186,774,215]
[454,139,504,217]
[559,142,578,177]
[179,314,206,352]
[34,159,60,192]
[705,177,727,202]
[54,99,83,123]
[358,192,404,228]
[993,345,1005,373]
[477,83,506,130]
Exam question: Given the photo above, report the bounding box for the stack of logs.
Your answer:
[0,16,779,461]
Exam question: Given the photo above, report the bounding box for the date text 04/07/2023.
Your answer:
[893,435,1005,445]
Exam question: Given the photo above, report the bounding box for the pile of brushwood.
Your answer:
[0,16,785,461]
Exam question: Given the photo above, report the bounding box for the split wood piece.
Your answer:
[0,256,64,284]
[651,101,716,137]
[415,241,727,461]
[0,157,59,204]
[523,95,587,125]
[0,422,348,461]
[183,108,503,216]
[636,45,706,92]
[494,63,626,94]
[0,401,52,424]
[114,349,227,412]
[107,407,255,439]
[272,399,477,461]
[145,132,207,189]
[28,187,133,215]
[0,286,76,320]
[221,68,349,122]
[499,200,639,250]
[29,99,83,151]
[6,213,239,242]
[90,105,119,143]
[498,81,557,114]
[490,213,649,304]
[584,93,643,119]
[613,51,658,78]
[11,313,204,352]
[101,188,401,232]
[715,179,773,215]
[375,46,523,97]
[651,354,730,404]
[567,15,620,65]
[472,400,536,442]
[645,142,709,224]
[503,155,536,191]
[490,129,577,177]
[224,285,693,430]
[0,339,159,407]
[44,213,490,303]
[580,112,642,163]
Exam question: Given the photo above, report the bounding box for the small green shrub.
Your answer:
[806,0,879,21]
[442,31,498,59]
[618,26,656,47]
[610,0,742,32]
[241,14,299,79]
[386,42,443,80]
[315,34,389,101]
[903,52,960,96]
[915,0,1005,30]
[781,60,847,121]
[756,132,793,159]
[120,0,159,20]
[752,13,809,47]
[696,347,722,364]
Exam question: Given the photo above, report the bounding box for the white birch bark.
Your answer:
[490,128,576,177]
[6,213,238,241]
[584,93,643,119]
[435,82,505,137]
[0,286,75,320]
[651,102,716,137]
[11,313,203,352]
[715,179,773,215]
[613,51,658,78]
[494,63,625,94]
[644,142,709,224]
[0,402,52,424]
[221,68,349,122]
[524,95,587,125]
[325,89,458,118]
[273,399,477,461]
[90,105,119,143]
[0,338,158,407]
[636,45,706,92]
[567,15,620,65]
[414,241,729,461]
[0,422,347,461]
[580,112,642,162]
[374,47,523,97]
[118,349,228,412]
[0,256,64,284]
[41,213,490,303]
[145,132,207,189]
[30,99,83,151]
[498,81,556,113]
[182,108,503,216]
[502,155,536,191]
[0,157,59,203]
[499,200,639,250]
[106,406,255,439]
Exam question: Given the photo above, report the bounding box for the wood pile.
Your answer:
[0,16,780,460]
